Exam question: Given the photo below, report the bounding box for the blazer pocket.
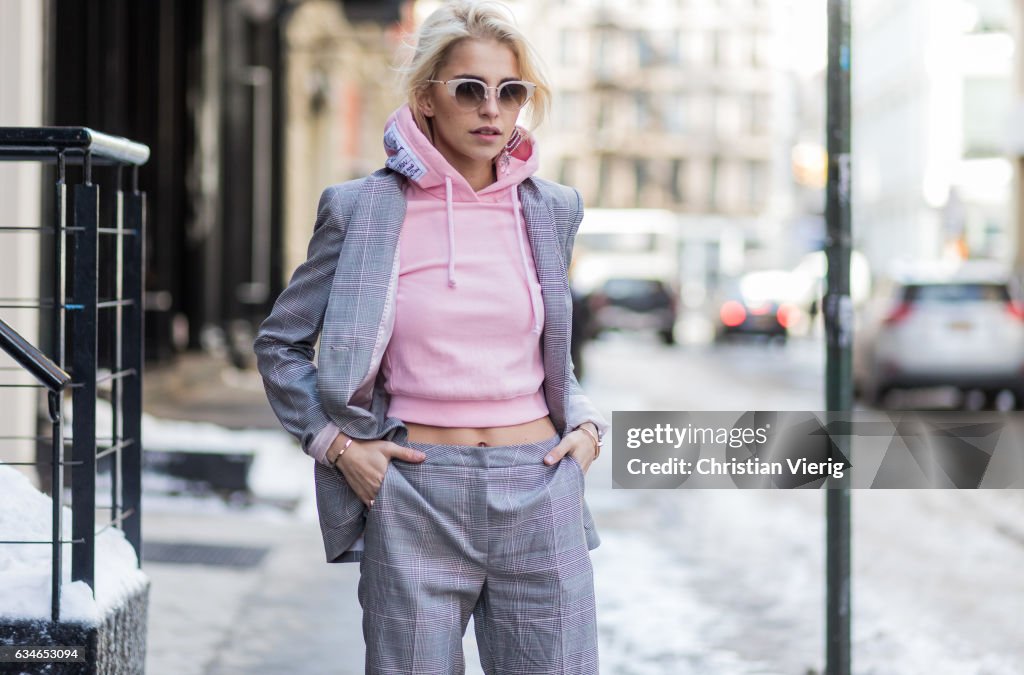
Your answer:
[313,461,364,531]
[317,343,354,399]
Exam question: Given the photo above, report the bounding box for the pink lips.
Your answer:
[470,126,502,141]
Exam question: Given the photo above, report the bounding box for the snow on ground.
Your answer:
[0,466,149,625]
[89,398,318,521]
[583,486,1024,674]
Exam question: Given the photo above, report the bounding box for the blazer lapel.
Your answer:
[320,170,406,426]
[519,180,571,434]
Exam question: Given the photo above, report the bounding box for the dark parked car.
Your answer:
[570,285,593,380]
[588,277,678,344]
[711,270,803,343]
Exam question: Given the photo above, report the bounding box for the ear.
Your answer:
[416,89,435,118]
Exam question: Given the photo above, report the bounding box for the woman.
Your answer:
[254,1,608,672]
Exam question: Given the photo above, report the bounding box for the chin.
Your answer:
[461,147,500,165]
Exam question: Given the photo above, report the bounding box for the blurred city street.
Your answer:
[4,1,1024,673]
[141,328,1024,675]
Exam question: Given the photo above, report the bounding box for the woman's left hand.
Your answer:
[544,426,599,474]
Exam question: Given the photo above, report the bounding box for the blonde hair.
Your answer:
[397,1,551,137]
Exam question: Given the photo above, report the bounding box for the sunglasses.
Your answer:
[426,78,536,111]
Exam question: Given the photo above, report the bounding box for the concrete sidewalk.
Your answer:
[143,350,282,432]
[143,505,368,675]
[142,351,369,673]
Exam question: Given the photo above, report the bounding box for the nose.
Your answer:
[478,90,500,117]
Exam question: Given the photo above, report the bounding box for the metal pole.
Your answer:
[1015,0,1024,277]
[51,154,67,623]
[71,178,98,593]
[48,391,63,623]
[122,170,145,562]
[825,1,853,674]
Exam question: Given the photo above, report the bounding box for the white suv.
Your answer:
[853,261,1024,409]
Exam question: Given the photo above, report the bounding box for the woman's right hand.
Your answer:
[332,437,426,507]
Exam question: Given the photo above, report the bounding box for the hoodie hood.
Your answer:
[382,104,543,334]
[383,104,539,201]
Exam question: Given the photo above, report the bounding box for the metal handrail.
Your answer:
[0,318,71,393]
[0,127,150,166]
[0,126,149,624]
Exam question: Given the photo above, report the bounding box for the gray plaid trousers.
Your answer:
[358,435,599,675]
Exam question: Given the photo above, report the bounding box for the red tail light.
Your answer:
[884,303,913,326]
[1006,302,1024,321]
[776,303,798,328]
[720,301,746,327]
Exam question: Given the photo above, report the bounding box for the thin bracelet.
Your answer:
[575,425,600,459]
[331,437,354,466]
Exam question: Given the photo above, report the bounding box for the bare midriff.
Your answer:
[405,416,557,447]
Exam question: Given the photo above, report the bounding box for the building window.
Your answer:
[749,92,769,135]
[711,30,722,67]
[667,92,687,133]
[560,157,577,187]
[670,158,685,204]
[560,29,579,66]
[668,29,684,66]
[635,92,651,129]
[963,76,1010,157]
[596,94,610,132]
[747,160,766,209]
[597,155,610,207]
[636,30,656,67]
[634,158,649,206]
[595,30,611,79]
[709,156,721,210]
[754,31,773,69]
[560,91,579,132]
[714,93,736,137]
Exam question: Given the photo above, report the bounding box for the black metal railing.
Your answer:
[0,127,149,623]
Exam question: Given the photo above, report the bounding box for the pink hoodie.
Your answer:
[380,104,548,427]
[308,104,549,466]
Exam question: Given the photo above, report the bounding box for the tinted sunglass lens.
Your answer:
[454,81,486,107]
[499,84,528,107]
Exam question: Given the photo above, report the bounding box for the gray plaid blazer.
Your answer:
[254,168,608,563]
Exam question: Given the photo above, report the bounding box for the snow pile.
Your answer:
[142,412,312,507]
[0,465,149,625]
[70,399,316,520]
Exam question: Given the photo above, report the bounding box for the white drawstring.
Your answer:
[511,187,543,335]
[443,177,540,333]
[445,176,456,287]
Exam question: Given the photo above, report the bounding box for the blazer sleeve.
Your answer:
[561,186,611,440]
[253,183,353,458]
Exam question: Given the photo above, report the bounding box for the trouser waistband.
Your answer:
[399,433,561,469]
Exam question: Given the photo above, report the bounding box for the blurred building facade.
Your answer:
[0,0,46,470]
[282,0,412,278]
[853,0,1016,275]
[0,0,408,465]
[0,0,409,371]
[495,0,826,308]
[528,0,782,221]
